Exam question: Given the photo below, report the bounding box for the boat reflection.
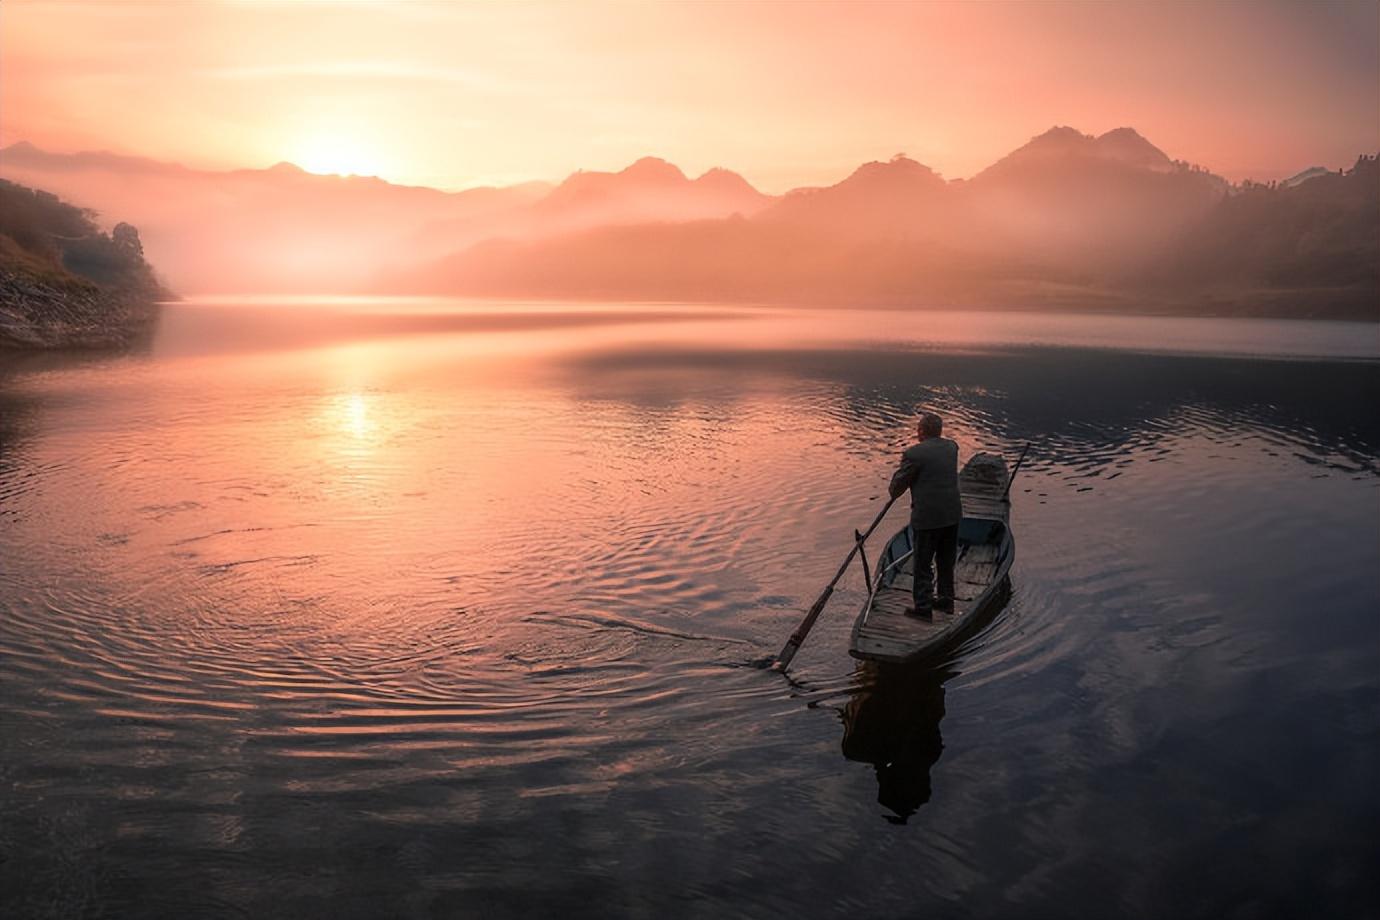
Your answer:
[842,661,951,824]
[841,581,1012,824]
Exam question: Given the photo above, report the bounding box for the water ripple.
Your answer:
[2,306,1377,918]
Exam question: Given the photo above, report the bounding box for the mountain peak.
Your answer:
[1000,126,1097,161]
[697,166,742,181]
[1033,125,1091,144]
[620,157,687,183]
[979,124,1174,179]
[537,156,767,219]
[1094,127,1171,170]
[1,140,41,156]
[694,166,762,196]
[763,153,946,227]
[846,155,941,183]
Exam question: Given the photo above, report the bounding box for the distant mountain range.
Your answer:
[404,156,771,268]
[394,128,1376,317]
[0,140,552,292]
[0,142,770,293]
[1,129,1375,318]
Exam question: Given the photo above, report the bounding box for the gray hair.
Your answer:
[918,412,944,437]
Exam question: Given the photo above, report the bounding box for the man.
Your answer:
[888,412,963,620]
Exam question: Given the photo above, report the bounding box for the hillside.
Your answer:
[0,179,168,348]
[1151,155,1379,293]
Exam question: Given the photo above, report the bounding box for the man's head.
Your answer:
[917,412,943,440]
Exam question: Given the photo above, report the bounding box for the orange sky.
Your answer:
[2,0,1377,192]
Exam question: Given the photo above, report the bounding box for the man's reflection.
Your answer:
[842,661,952,823]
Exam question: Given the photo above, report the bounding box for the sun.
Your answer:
[290,133,386,178]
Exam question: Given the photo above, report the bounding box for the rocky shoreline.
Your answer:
[0,269,163,349]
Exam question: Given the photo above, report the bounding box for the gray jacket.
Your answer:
[888,437,963,530]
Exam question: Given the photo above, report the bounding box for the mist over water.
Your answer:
[1,300,1377,918]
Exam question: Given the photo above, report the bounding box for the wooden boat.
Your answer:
[849,452,1015,664]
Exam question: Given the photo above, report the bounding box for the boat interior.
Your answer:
[852,516,1010,659]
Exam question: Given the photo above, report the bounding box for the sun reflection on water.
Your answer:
[343,392,373,439]
[319,390,384,469]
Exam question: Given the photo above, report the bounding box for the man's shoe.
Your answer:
[934,598,955,614]
[903,606,934,621]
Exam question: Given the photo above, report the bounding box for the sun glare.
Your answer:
[291,134,385,178]
[339,392,374,439]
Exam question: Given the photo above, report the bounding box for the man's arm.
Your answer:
[888,451,917,500]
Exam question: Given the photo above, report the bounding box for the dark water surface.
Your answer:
[2,301,1378,919]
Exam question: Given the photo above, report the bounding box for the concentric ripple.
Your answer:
[1,300,1376,919]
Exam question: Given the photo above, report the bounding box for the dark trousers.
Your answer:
[911,523,958,611]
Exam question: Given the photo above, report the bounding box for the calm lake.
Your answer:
[2,300,1377,919]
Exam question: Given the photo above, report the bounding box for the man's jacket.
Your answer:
[888,437,963,530]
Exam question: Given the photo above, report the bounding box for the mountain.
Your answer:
[398,128,1376,318]
[521,156,771,236]
[5,130,1375,318]
[760,155,950,238]
[0,140,199,176]
[402,157,778,266]
[0,142,551,292]
[0,140,772,291]
[398,152,961,301]
[959,126,1228,270]
[404,125,1232,296]
[975,126,1176,178]
[398,156,772,267]
[1,178,166,347]
[536,156,769,223]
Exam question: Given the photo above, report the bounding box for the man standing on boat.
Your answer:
[888,412,963,621]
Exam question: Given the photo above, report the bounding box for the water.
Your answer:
[2,300,1377,919]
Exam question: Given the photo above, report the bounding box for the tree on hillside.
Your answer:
[112,222,143,258]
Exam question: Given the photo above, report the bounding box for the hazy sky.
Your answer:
[2,0,1377,191]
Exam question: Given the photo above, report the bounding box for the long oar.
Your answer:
[1001,442,1033,502]
[774,493,900,670]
